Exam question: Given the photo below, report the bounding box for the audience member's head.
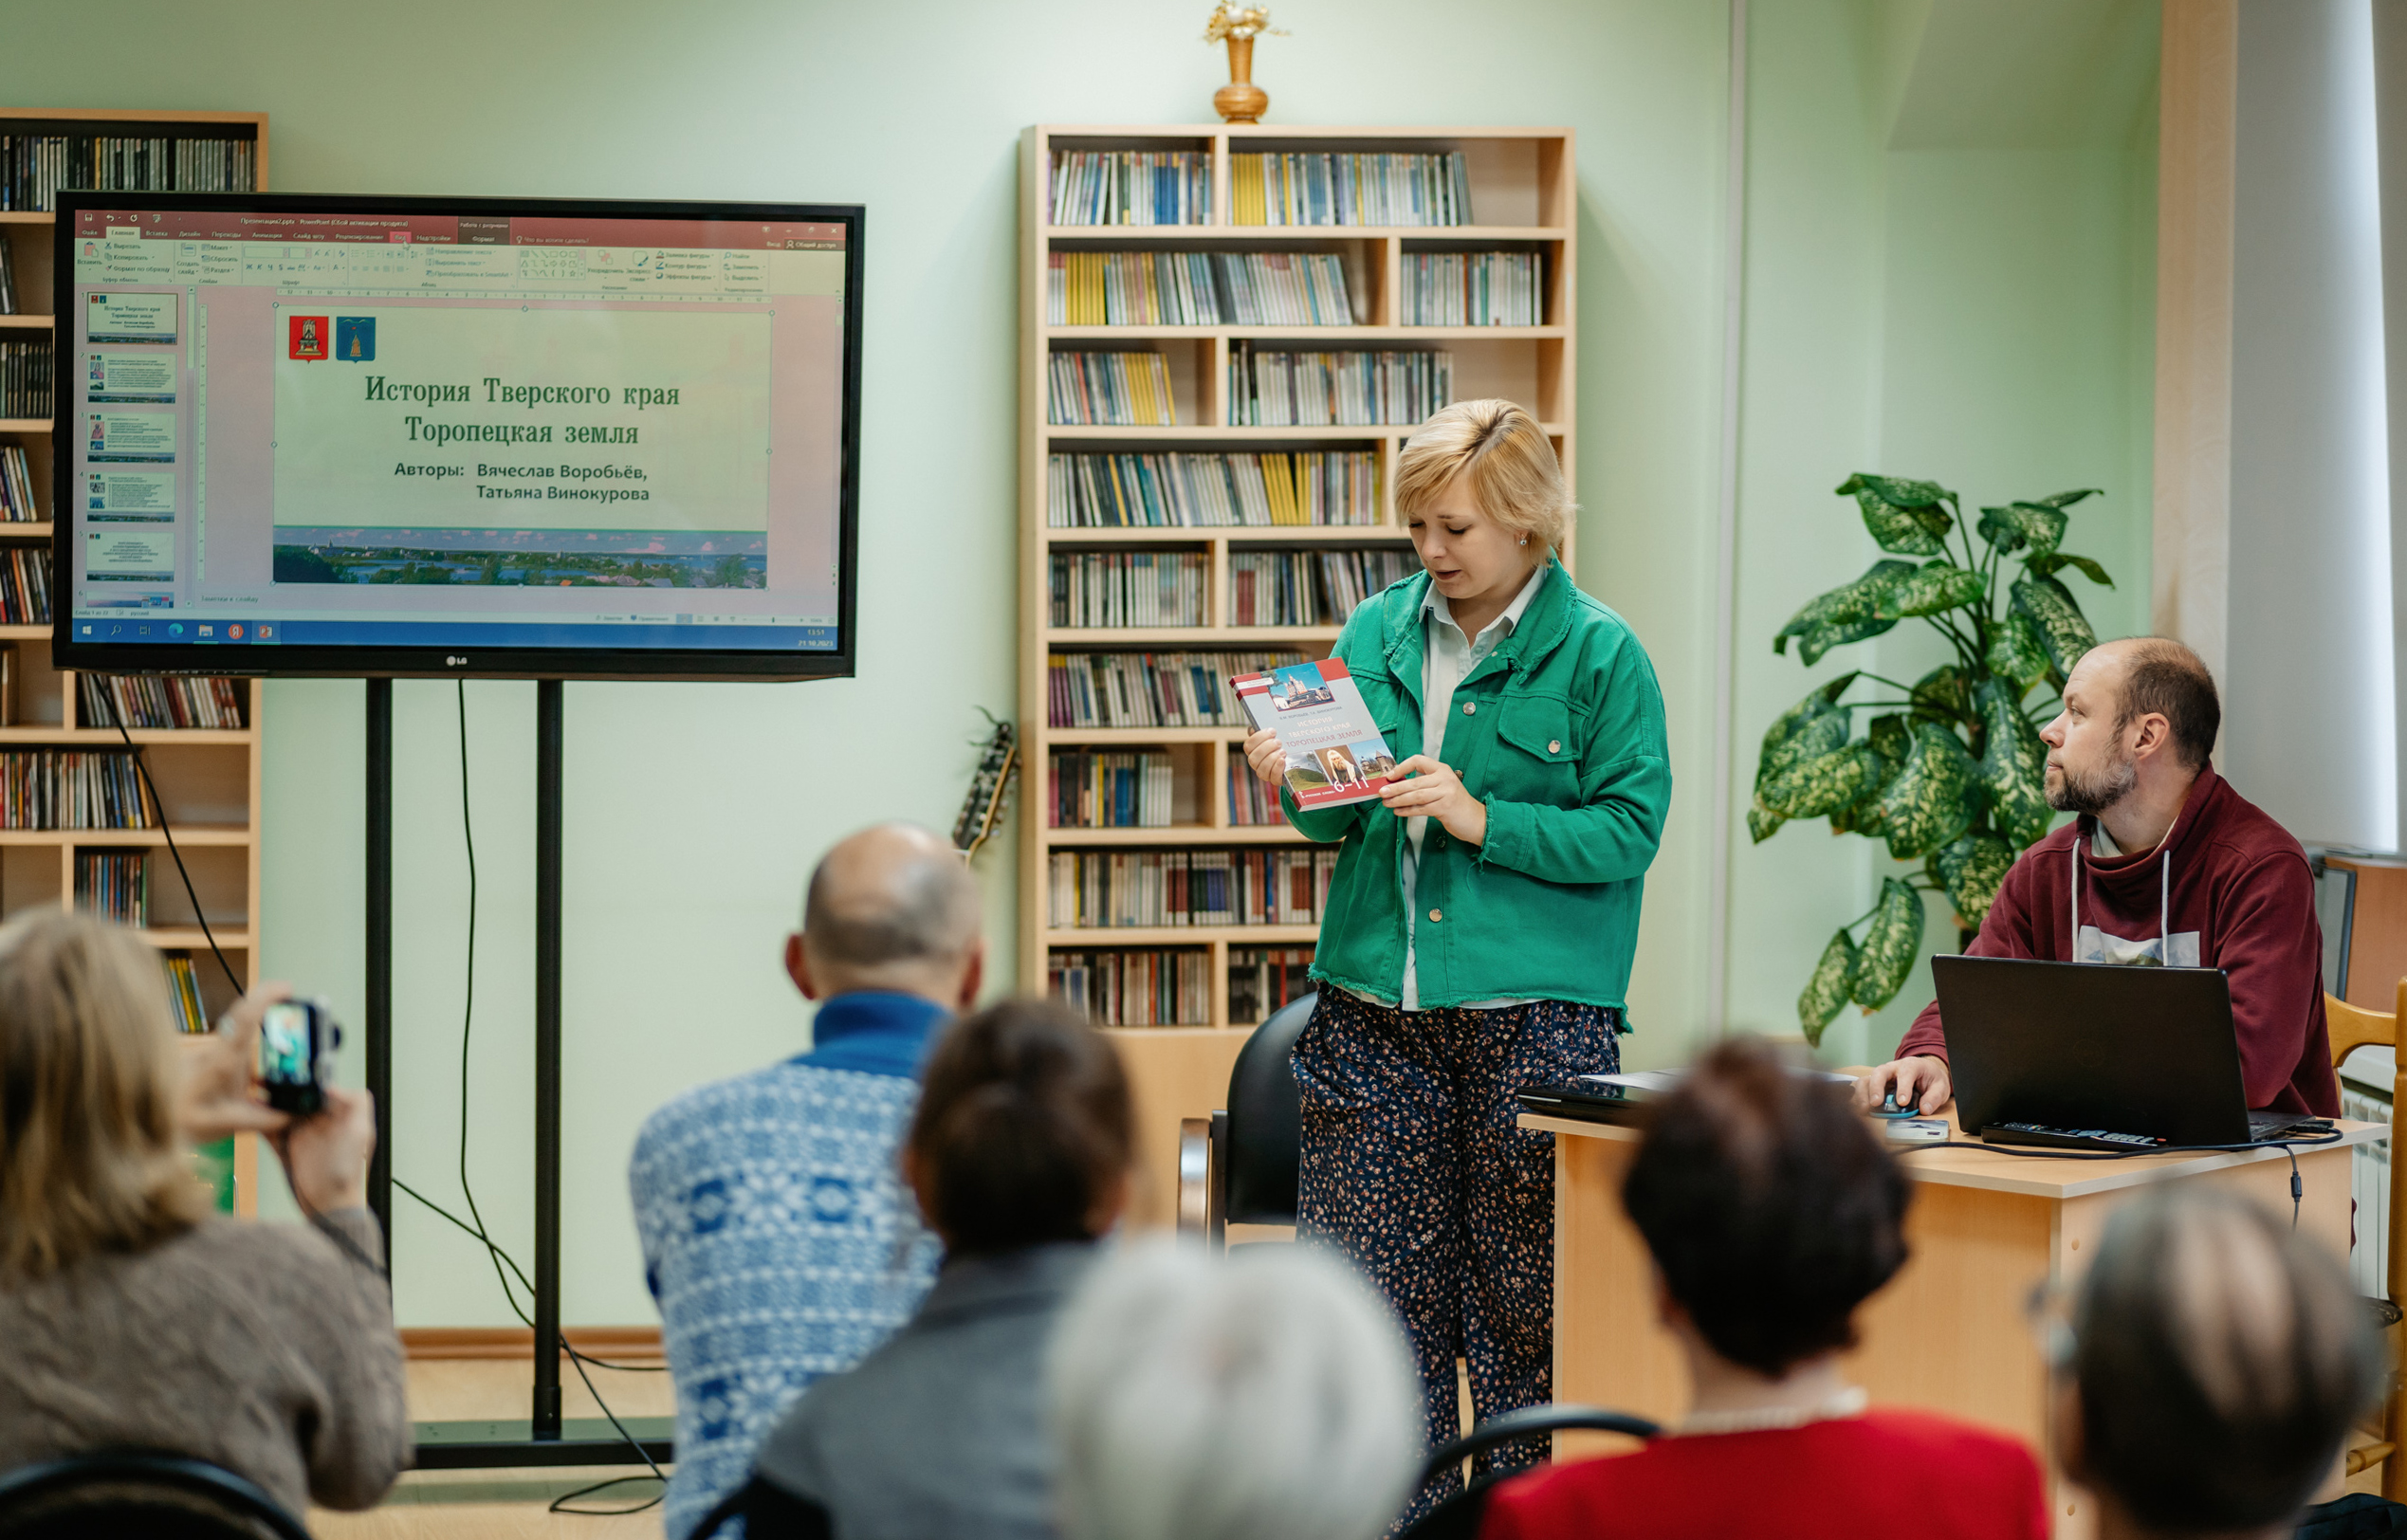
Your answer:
[1623,1036,1910,1378]
[1049,1238,1422,1540]
[0,909,202,1278]
[787,821,983,1008]
[2058,1188,2380,1539]
[905,999,1130,1255]
[2047,636,2220,816]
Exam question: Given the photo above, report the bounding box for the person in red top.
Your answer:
[1856,636,2340,1120]
[1480,1036,2046,1540]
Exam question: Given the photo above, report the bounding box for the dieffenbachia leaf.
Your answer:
[1910,665,1973,727]
[1931,832,2016,930]
[2034,487,2103,511]
[1759,743,1878,821]
[1975,502,2068,557]
[1749,673,1859,842]
[1773,561,1914,665]
[1866,711,1911,765]
[1873,560,1986,620]
[2011,574,2097,678]
[1850,877,1926,1010]
[1799,928,1861,1045]
[1836,474,1954,557]
[1975,677,2053,847]
[1984,613,2052,689]
[1829,713,1910,837]
[2028,552,2114,589]
[1876,721,1976,860]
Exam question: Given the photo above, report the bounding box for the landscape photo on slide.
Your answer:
[270,527,767,588]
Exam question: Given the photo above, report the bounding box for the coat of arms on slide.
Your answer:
[287,315,330,360]
[335,317,376,361]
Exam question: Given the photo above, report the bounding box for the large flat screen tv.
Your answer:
[53,192,862,680]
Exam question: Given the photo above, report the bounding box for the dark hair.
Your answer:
[2113,637,2220,771]
[908,999,1132,1255]
[2072,1189,2381,1531]
[1621,1036,1910,1377]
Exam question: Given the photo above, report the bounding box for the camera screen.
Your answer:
[259,1003,313,1087]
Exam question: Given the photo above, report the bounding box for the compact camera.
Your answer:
[256,999,342,1115]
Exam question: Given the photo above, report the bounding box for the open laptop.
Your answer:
[1931,955,2328,1150]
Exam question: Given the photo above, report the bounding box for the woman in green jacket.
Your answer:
[1241,399,1670,1520]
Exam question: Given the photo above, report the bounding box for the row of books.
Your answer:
[0,751,154,829]
[0,339,51,419]
[1048,748,1176,829]
[1227,755,1289,827]
[1047,847,1341,928]
[166,952,209,1034]
[1049,948,1213,1027]
[0,545,52,625]
[76,850,148,927]
[0,240,17,315]
[1049,150,1212,228]
[1050,551,1210,629]
[1046,251,1357,327]
[1048,651,1304,729]
[1228,945,1316,1024]
[80,674,248,731]
[0,135,257,211]
[1230,152,1476,229]
[1228,548,1417,628]
[1229,344,1453,427]
[1049,349,1178,427]
[0,447,36,521]
[1048,450,1383,529]
[1401,251,1543,327]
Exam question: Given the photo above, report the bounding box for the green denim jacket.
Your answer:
[1284,558,1671,1012]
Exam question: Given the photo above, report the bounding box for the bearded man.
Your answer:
[1854,637,2340,1120]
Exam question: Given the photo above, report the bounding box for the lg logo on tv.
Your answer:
[447,656,468,667]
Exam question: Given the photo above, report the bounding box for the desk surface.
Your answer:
[1519,1104,2385,1200]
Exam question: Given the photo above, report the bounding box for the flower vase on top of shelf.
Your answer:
[1204,3,1283,124]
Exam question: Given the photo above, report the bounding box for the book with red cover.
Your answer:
[1230,657,1400,810]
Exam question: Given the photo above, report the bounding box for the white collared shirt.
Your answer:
[1397,560,1548,1010]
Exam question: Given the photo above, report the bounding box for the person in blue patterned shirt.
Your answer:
[631,822,984,1539]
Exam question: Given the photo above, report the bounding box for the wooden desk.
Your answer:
[1531,1104,2385,1538]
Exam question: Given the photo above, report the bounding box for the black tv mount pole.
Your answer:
[363,679,671,1469]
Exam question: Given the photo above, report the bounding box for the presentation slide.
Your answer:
[64,207,850,655]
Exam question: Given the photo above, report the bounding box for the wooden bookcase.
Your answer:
[0,108,269,1212]
[1019,124,1575,1223]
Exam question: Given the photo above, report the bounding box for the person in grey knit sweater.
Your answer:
[0,910,410,1517]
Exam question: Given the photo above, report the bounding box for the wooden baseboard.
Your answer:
[401,1326,664,1363]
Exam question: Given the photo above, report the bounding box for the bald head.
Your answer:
[2072,636,2221,771]
[797,823,983,1002]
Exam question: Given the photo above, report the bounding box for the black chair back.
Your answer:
[1396,1405,1662,1540]
[0,1451,313,1540]
[1223,991,1314,1226]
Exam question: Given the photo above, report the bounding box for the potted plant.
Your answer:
[1750,475,2115,1042]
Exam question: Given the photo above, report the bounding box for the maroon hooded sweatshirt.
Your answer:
[1895,765,2340,1116]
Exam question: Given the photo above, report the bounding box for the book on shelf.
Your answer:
[1046,251,1358,327]
[1230,152,1473,228]
[1048,846,1339,928]
[1232,658,1399,811]
[1229,548,1416,627]
[1049,550,1208,628]
[80,673,248,730]
[1401,251,1541,327]
[0,751,154,829]
[1,134,256,211]
[1049,748,1175,829]
[0,338,52,419]
[1226,753,1290,827]
[1228,344,1452,427]
[165,951,209,1034]
[1050,650,1306,729]
[0,240,15,316]
[1049,150,1211,228]
[76,849,149,927]
[1050,947,1211,1027]
[1228,945,1316,1024]
[0,544,50,623]
[1049,349,1178,426]
[1048,449,1381,528]
[0,447,35,520]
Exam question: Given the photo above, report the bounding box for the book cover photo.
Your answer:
[1231,658,1402,810]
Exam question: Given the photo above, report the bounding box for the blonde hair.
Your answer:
[1395,399,1574,553]
[0,908,203,1277]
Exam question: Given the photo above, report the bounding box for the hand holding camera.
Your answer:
[175,983,377,1216]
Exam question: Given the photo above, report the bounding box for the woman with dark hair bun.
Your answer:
[747,999,1132,1540]
[1481,1036,2046,1540]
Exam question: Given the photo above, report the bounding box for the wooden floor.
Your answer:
[313,1359,676,1540]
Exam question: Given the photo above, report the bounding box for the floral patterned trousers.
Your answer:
[1292,989,1623,1524]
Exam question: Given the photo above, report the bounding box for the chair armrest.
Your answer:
[1179,1117,1212,1235]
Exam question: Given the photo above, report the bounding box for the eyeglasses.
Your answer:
[2025,1277,2078,1370]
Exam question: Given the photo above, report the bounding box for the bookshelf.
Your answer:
[0,108,269,1214]
[1020,125,1575,1222]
